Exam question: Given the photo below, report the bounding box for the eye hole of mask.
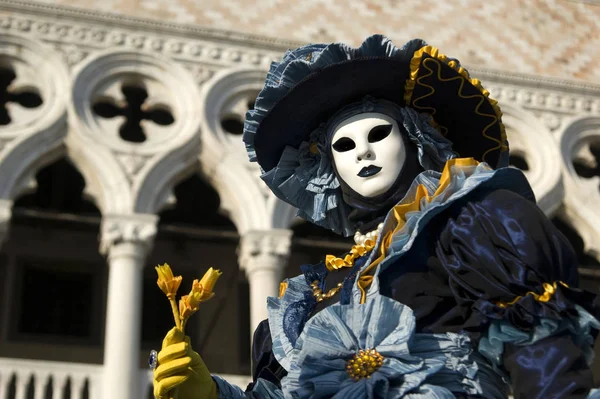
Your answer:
[368,124,393,143]
[332,137,356,152]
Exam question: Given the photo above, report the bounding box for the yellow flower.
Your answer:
[155,263,182,299]
[178,269,222,323]
[179,294,201,320]
[198,267,222,302]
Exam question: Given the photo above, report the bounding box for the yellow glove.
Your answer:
[153,327,218,399]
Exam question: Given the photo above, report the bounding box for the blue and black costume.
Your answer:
[214,35,600,398]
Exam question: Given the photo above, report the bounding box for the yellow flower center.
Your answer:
[346,349,384,381]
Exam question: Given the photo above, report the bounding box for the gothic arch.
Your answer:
[198,67,266,168]
[501,103,564,216]
[203,159,270,234]
[557,116,600,262]
[196,67,272,233]
[0,35,70,201]
[68,49,203,214]
[65,137,130,214]
[132,139,201,214]
[269,195,298,230]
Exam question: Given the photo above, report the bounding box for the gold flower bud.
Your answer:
[155,263,182,299]
[179,293,201,320]
[197,267,222,302]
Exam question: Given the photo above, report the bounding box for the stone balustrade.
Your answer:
[0,357,251,399]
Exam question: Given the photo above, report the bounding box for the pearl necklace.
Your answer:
[353,223,384,245]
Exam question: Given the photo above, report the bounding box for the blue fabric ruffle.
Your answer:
[478,304,600,367]
[281,294,484,399]
[261,128,350,235]
[267,275,315,371]
[399,107,455,172]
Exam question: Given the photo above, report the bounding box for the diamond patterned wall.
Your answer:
[29,0,600,83]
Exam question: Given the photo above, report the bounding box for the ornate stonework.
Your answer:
[238,229,293,273]
[68,49,203,214]
[558,116,600,260]
[99,213,158,254]
[3,0,600,81]
[0,33,69,200]
[0,3,282,73]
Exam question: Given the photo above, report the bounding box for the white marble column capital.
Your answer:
[238,229,293,334]
[238,229,292,273]
[99,213,158,258]
[0,199,12,249]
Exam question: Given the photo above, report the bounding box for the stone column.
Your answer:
[0,199,12,250]
[239,229,292,334]
[0,200,12,342]
[100,214,157,399]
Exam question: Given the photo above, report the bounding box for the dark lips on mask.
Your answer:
[357,165,382,178]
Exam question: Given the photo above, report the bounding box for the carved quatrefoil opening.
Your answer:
[220,95,257,136]
[0,64,43,126]
[573,139,600,192]
[220,117,244,135]
[92,83,174,143]
[72,51,202,151]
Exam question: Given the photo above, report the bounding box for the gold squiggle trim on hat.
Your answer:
[415,58,506,162]
[404,46,508,163]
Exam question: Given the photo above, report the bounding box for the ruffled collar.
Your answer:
[355,159,534,304]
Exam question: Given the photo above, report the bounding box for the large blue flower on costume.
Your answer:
[281,295,467,399]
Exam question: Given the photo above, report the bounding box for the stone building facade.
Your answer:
[0,1,598,398]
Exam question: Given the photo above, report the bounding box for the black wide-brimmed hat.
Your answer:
[244,35,507,172]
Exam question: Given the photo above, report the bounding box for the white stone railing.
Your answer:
[0,357,251,399]
[0,357,103,399]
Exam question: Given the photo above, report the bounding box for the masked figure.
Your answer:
[153,35,600,399]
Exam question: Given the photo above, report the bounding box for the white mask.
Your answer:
[330,112,406,198]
